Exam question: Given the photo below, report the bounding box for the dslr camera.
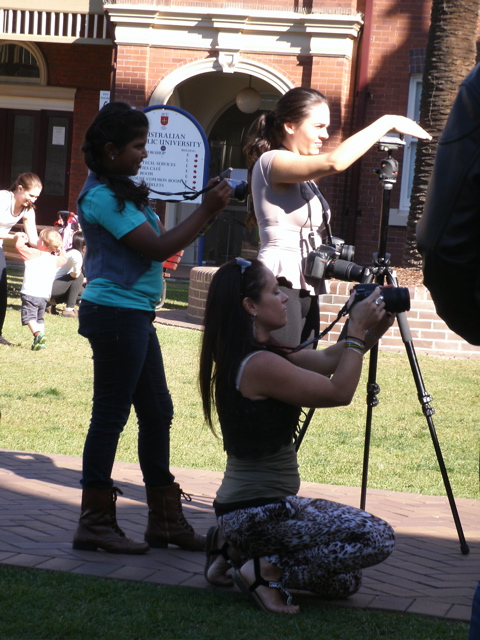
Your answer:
[304,237,370,283]
[352,283,410,313]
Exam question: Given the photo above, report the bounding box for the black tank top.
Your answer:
[218,390,301,459]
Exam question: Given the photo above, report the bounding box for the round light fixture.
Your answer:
[236,83,261,114]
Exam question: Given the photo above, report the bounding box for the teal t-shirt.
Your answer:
[81,185,163,311]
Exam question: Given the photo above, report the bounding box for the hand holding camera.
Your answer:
[346,284,400,344]
[351,282,410,313]
[346,287,387,335]
[219,168,249,202]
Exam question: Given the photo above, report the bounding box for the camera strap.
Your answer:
[306,181,333,248]
[280,299,350,353]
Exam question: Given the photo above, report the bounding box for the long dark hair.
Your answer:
[71,231,85,253]
[81,101,150,211]
[244,87,328,230]
[199,258,268,431]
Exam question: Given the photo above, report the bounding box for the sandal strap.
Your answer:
[206,526,237,566]
[265,581,293,606]
[216,541,232,563]
[250,557,293,605]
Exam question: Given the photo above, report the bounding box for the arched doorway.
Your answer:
[149,60,288,265]
[201,102,262,265]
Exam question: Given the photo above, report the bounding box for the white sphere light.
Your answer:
[235,86,261,113]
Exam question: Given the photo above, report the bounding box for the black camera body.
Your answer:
[330,236,355,262]
[226,179,248,202]
[353,283,410,313]
[304,239,369,283]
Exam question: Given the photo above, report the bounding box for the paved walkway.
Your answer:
[0,448,478,623]
[0,300,478,625]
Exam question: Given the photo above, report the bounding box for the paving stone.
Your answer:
[0,447,478,623]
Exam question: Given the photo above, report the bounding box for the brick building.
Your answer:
[1,1,476,267]
[0,1,112,224]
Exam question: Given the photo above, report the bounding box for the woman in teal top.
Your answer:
[73,101,231,555]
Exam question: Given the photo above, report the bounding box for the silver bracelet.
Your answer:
[345,346,364,356]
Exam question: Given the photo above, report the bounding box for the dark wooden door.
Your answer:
[0,108,72,225]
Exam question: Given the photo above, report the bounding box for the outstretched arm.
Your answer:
[239,290,394,408]
[121,177,232,262]
[271,115,431,185]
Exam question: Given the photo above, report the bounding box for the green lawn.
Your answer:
[0,566,470,640]
[0,266,475,639]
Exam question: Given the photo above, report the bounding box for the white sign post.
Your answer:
[136,105,209,204]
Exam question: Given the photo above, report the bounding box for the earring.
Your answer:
[252,313,257,340]
[111,156,115,160]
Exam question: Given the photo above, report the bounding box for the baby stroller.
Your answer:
[54,210,80,250]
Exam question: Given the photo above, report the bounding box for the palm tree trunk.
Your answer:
[402,0,480,268]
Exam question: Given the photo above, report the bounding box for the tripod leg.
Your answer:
[396,311,469,555]
[294,408,315,452]
[361,343,380,510]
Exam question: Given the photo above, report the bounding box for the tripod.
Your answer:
[295,141,469,555]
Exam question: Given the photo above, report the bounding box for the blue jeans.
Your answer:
[0,248,7,335]
[78,301,174,489]
[469,581,480,640]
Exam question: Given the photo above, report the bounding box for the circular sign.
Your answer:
[136,105,209,203]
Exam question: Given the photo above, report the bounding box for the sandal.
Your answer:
[233,557,298,614]
[204,525,236,586]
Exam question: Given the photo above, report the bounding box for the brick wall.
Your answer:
[38,43,112,208]
[39,1,479,268]
[319,281,480,359]
[187,266,218,323]
[188,267,480,359]
[111,1,435,268]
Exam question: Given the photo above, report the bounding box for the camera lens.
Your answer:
[382,287,410,313]
[352,283,410,313]
[328,259,368,283]
[339,244,355,262]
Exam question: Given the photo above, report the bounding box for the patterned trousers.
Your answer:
[219,495,395,599]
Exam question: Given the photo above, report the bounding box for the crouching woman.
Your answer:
[199,258,396,614]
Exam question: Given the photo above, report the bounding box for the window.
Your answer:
[0,43,40,84]
[390,74,422,226]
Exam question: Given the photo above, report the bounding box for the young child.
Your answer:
[15,228,66,350]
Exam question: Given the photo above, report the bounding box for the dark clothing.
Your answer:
[78,301,174,489]
[218,390,300,459]
[51,273,84,308]
[417,62,480,345]
[20,293,47,325]
[0,248,6,335]
[469,580,480,640]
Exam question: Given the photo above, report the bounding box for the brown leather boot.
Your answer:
[144,483,205,551]
[72,486,150,554]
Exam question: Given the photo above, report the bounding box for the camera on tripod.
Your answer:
[352,282,410,313]
[304,237,371,283]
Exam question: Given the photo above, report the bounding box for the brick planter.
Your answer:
[187,268,480,359]
[187,266,219,324]
[321,282,480,359]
